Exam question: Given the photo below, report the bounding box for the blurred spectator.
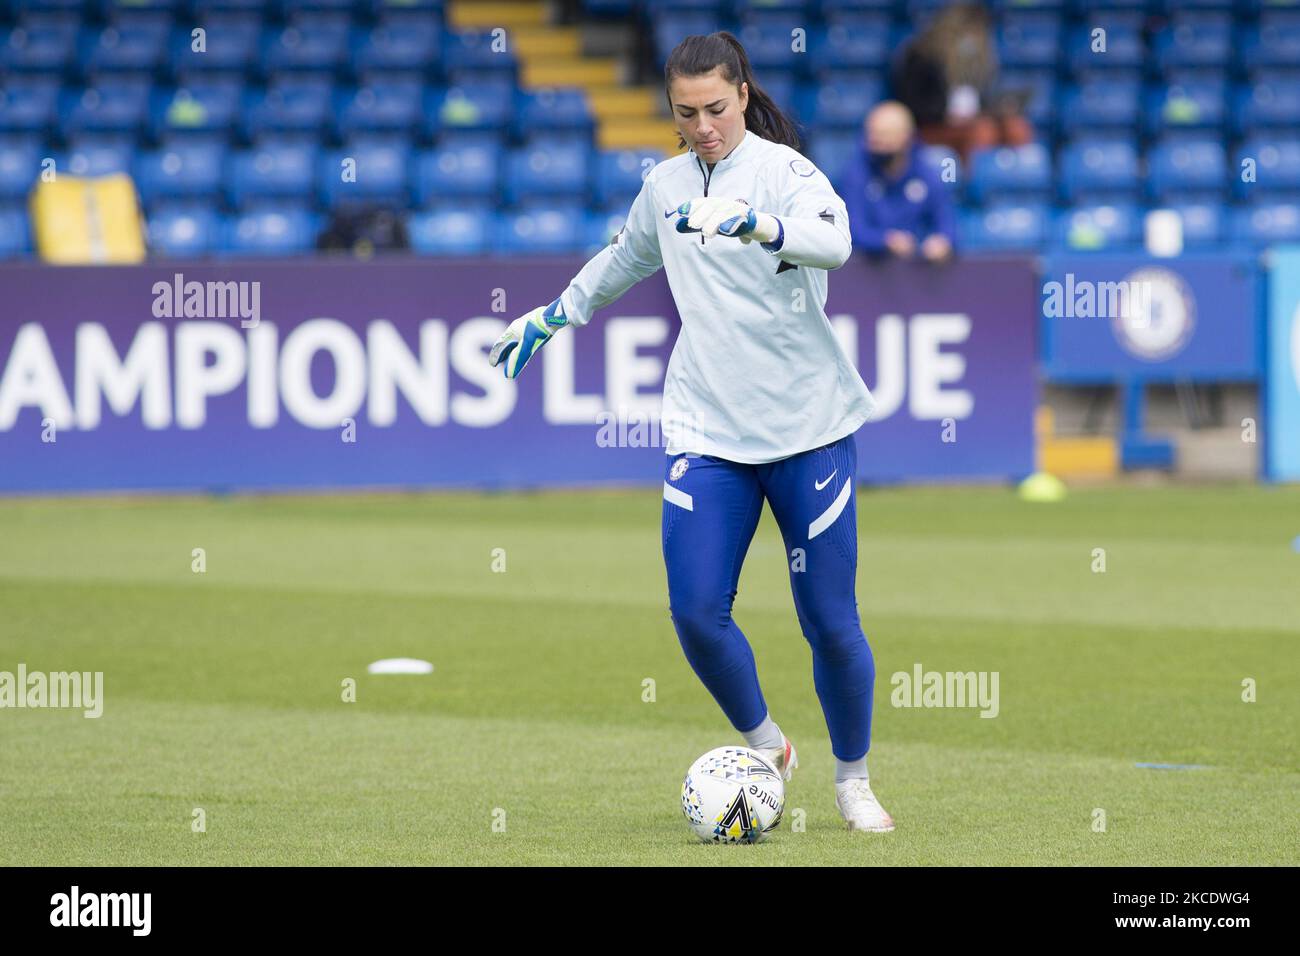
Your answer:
[317,206,410,257]
[840,102,955,262]
[891,2,1031,162]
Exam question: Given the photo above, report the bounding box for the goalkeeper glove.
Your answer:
[488,296,568,379]
[671,197,781,244]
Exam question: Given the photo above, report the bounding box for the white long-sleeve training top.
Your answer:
[558,128,877,464]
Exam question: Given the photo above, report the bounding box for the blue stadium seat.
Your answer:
[810,130,859,190]
[263,21,350,73]
[370,0,445,12]
[735,21,805,74]
[515,88,593,140]
[1239,13,1300,71]
[1232,201,1300,245]
[1154,13,1232,71]
[733,0,813,16]
[61,81,151,137]
[494,204,585,256]
[227,142,318,207]
[1058,75,1141,132]
[135,142,226,204]
[94,1,172,19]
[1161,200,1225,249]
[336,81,423,137]
[413,142,500,204]
[753,71,798,115]
[960,202,1049,251]
[1147,79,1227,134]
[593,149,664,206]
[1059,139,1140,203]
[58,140,133,178]
[1236,138,1300,197]
[822,0,896,14]
[408,208,489,255]
[244,79,333,139]
[281,0,360,14]
[968,143,1052,203]
[1146,138,1226,201]
[0,205,32,258]
[644,0,728,10]
[184,0,264,11]
[0,141,40,201]
[12,0,84,14]
[0,78,59,134]
[504,140,591,205]
[152,81,242,138]
[905,0,966,15]
[320,141,411,208]
[799,75,883,129]
[83,20,169,73]
[434,129,507,153]
[1065,17,1144,73]
[653,15,723,67]
[352,19,440,73]
[428,83,513,137]
[1234,73,1300,133]
[223,205,319,257]
[148,203,221,257]
[281,10,354,30]
[1,21,78,73]
[998,13,1062,70]
[918,144,961,198]
[584,207,627,253]
[1056,202,1142,251]
[585,0,634,14]
[810,21,892,71]
[170,17,260,75]
[443,29,517,77]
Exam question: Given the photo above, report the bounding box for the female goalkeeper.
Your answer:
[490,31,893,832]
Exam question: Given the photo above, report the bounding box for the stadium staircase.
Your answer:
[448,1,680,152]
[1036,405,1118,481]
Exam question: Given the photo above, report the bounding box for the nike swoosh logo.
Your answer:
[664,209,675,218]
[815,470,837,491]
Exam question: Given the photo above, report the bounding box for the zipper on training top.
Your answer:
[695,156,711,246]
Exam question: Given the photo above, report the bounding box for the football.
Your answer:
[681,746,786,844]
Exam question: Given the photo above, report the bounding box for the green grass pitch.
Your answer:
[0,483,1296,866]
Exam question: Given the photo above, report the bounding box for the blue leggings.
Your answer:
[661,433,875,761]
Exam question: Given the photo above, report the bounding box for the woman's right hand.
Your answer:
[488,296,568,380]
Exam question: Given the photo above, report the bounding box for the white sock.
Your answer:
[835,757,869,784]
[741,715,784,751]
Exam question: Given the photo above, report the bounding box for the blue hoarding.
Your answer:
[1041,254,1261,383]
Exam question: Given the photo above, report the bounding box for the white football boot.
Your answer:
[835,778,895,832]
[756,735,798,782]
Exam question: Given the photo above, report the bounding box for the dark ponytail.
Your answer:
[664,31,804,153]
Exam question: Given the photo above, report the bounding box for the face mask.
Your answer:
[868,150,898,170]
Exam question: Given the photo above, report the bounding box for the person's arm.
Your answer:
[491,172,664,378]
[916,167,956,262]
[753,155,853,270]
[924,168,957,248]
[838,154,887,254]
[559,173,664,328]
